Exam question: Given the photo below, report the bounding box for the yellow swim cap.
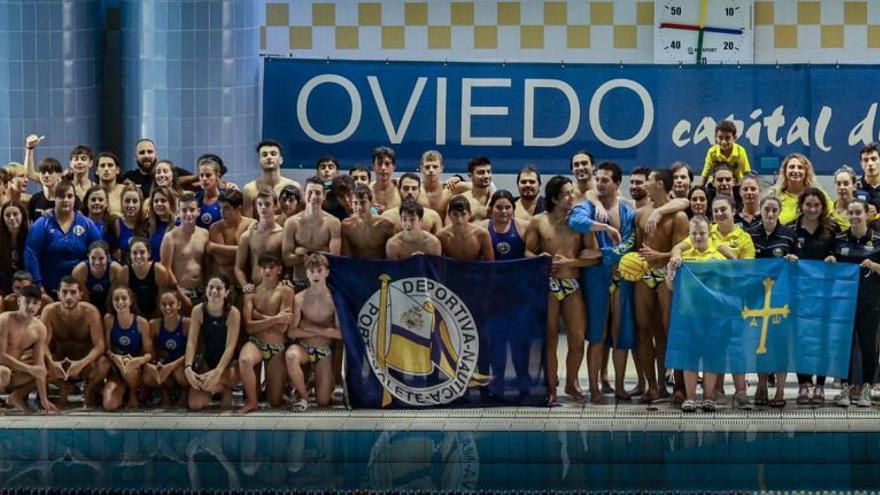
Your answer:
[618,252,648,282]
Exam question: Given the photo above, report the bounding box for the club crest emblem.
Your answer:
[357,275,491,406]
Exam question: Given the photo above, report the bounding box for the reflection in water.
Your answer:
[1,429,880,492]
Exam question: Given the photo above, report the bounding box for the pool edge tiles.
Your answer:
[1,407,880,431]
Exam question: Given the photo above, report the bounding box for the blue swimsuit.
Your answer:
[86,261,112,312]
[111,317,143,356]
[156,317,186,363]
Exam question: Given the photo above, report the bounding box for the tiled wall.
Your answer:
[0,0,103,165]
[121,0,260,184]
[260,0,880,64]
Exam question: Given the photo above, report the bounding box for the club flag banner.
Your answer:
[666,259,859,377]
[328,255,550,409]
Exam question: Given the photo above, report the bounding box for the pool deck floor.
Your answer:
[4,379,880,433]
[2,342,877,432]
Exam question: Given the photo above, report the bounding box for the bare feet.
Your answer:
[671,390,685,406]
[590,390,604,405]
[601,379,614,394]
[125,398,140,410]
[7,390,31,412]
[220,392,234,410]
[640,389,661,404]
[627,384,646,397]
[614,389,631,401]
[564,384,585,402]
[238,402,259,414]
[547,390,558,406]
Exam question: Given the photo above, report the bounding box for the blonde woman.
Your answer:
[774,153,833,225]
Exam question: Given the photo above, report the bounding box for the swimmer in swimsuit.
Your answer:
[549,278,580,302]
[524,176,601,404]
[306,345,331,364]
[286,253,342,411]
[238,252,295,414]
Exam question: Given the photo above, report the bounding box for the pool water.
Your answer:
[1,429,878,492]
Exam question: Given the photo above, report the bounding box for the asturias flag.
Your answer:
[329,255,550,408]
[666,259,859,377]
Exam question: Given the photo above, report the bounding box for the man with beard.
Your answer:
[629,167,651,209]
[454,156,493,222]
[39,277,108,408]
[123,139,194,198]
[382,173,443,234]
[634,169,689,404]
[571,150,595,202]
[514,165,544,220]
[371,146,401,212]
[242,140,302,219]
[568,162,635,404]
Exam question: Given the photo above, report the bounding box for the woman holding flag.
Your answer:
[825,198,880,408]
[746,194,798,408]
[791,187,838,405]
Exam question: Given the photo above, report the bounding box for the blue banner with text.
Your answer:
[263,59,880,175]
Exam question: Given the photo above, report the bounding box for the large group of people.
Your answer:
[1,119,879,414]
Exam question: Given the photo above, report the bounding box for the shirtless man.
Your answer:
[236,188,283,293]
[238,253,295,413]
[455,156,493,222]
[370,146,401,212]
[242,140,301,218]
[436,196,494,261]
[0,271,53,314]
[276,184,301,225]
[382,173,443,234]
[629,167,651,209]
[0,285,59,413]
[161,193,209,314]
[282,177,342,290]
[96,152,125,215]
[40,277,108,408]
[208,190,256,299]
[418,150,472,221]
[385,200,442,260]
[525,176,600,404]
[349,166,371,186]
[571,150,595,203]
[634,168,689,404]
[513,165,543,220]
[285,253,341,410]
[341,183,395,259]
[315,155,339,183]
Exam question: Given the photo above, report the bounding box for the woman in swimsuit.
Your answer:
[119,236,172,318]
[184,274,241,411]
[143,290,190,407]
[148,186,177,262]
[103,285,152,411]
[479,189,528,260]
[71,240,124,314]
